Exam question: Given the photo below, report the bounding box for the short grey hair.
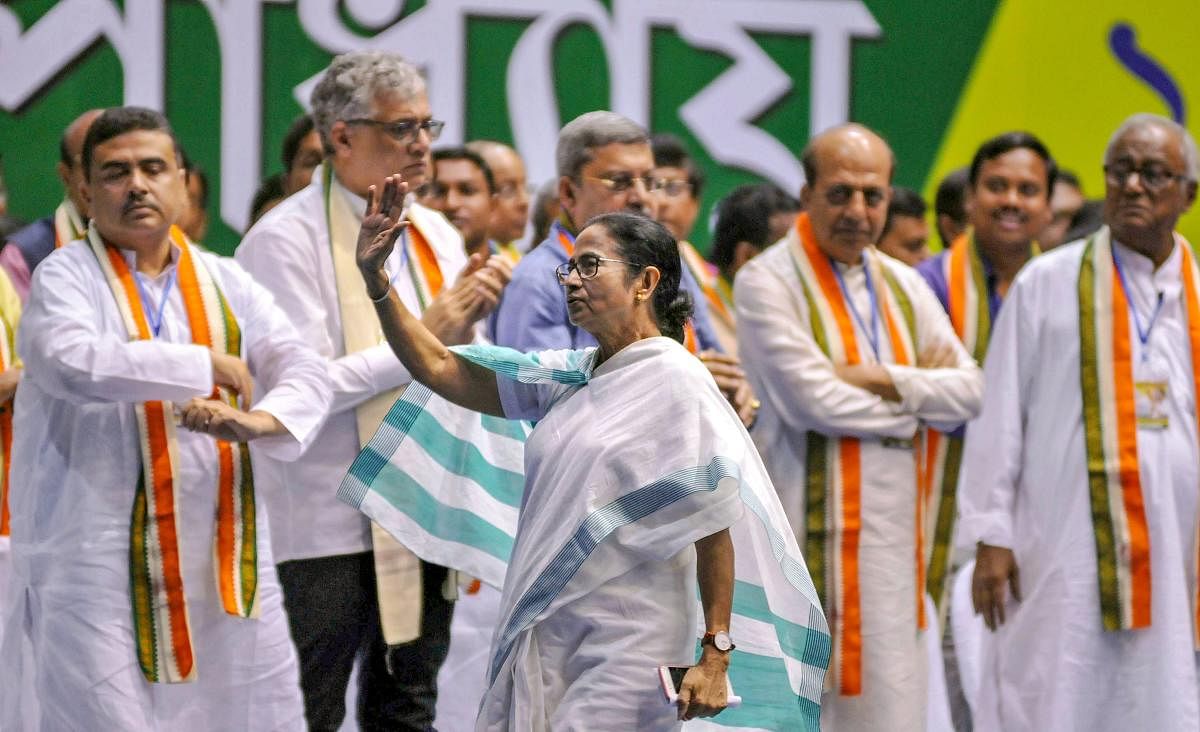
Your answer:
[310,51,427,153]
[1105,113,1199,181]
[555,111,648,180]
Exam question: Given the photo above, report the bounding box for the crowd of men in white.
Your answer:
[0,49,1197,731]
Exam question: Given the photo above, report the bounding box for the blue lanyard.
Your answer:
[831,253,881,361]
[1111,248,1164,360]
[133,269,177,338]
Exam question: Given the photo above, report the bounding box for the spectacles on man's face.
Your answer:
[1103,161,1189,192]
[655,179,694,198]
[554,253,639,284]
[346,117,445,144]
[582,173,666,194]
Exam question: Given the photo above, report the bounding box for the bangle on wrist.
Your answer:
[369,286,391,303]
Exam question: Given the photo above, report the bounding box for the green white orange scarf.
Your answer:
[87,223,256,684]
[323,165,445,646]
[789,212,918,695]
[920,232,992,620]
[679,239,733,332]
[1079,226,1200,641]
[53,198,86,249]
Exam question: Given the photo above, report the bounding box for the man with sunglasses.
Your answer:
[736,123,982,730]
[959,114,1200,731]
[492,112,758,426]
[236,51,510,731]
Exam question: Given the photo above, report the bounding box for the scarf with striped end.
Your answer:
[680,239,734,332]
[0,288,15,537]
[339,340,831,730]
[555,219,701,351]
[53,198,86,248]
[87,223,256,684]
[1079,226,1200,641]
[788,212,919,695]
[920,231,991,622]
[323,165,444,647]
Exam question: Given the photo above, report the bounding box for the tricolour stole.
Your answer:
[920,232,991,620]
[323,166,444,646]
[53,198,86,248]
[87,223,257,684]
[680,239,734,332]
[789,212,918,695]
[1079,227,1200,642]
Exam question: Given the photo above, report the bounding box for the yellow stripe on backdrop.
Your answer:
[923,2,1200,248]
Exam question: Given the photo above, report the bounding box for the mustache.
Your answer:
[832,223,871,235]
[123,195,160,215]
[990,207,1027,221]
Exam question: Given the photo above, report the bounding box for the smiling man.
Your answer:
[236,51,509,731]
[915,132,1055,610]
[736,123,982,730]
[958,114,1200,731]
[421,147,495,260]
[913,131,1055,730]
[1,106,329,730]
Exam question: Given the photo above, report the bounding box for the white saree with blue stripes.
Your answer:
[340,336,830,730]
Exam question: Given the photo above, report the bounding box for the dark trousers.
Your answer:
[277,551,455,732]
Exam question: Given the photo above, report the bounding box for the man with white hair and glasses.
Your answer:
[959,113,1200,731]
[236,51,510,731]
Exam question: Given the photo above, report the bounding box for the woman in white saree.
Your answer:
[354,175,829,731]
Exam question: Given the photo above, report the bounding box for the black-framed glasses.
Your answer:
[1103,162,1189,192]
[555,254,639,284]
[583,174,665,194]
[346,117,445,143]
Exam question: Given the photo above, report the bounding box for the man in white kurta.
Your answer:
[737,124,982,730]
[0,107,330,730]
[958,115,1200,731]
[236,51,508,731]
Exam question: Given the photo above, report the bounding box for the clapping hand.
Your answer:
[356,174,410,299]
[422,253,513,345]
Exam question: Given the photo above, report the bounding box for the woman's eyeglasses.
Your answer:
[555,254,639,284]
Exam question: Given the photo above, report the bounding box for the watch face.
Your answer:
[714,631,733,651]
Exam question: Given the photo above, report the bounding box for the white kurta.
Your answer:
[735,239,982,731]
[236,176,466,563]
[956,237,1200,731]
[1,241,330,730]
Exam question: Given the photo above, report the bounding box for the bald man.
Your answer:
[0,109,103,301]
[466,140,529,263]
[736,124,982,730]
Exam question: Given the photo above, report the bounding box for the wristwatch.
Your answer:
[702,630,735,652]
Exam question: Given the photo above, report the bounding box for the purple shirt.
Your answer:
[915,248,1003,324]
